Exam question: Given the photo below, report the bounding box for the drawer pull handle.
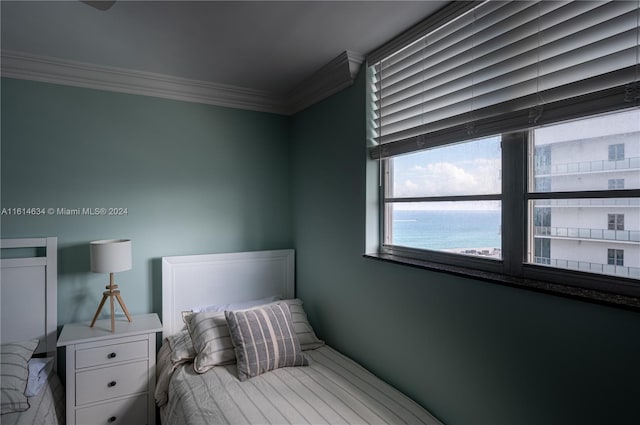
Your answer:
[108,352,117,359]
[108,381,117,388]
[108,416,117,423]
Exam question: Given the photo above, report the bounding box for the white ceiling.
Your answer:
[1,0,447,96]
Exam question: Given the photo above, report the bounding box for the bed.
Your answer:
[1,237,65,425]
[157,249,443,425]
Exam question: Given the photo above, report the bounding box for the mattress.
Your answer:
[159,344,442,425]
[1,372,65,425]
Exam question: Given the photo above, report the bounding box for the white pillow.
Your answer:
[192,295,281,313]
[181,295,282,324]
[25,357,54,397]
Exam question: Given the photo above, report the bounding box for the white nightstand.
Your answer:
[57,313,162,425]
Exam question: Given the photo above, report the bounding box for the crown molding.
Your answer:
[286,50,364,114]
[1,49,364,115]
[0,50,288,114]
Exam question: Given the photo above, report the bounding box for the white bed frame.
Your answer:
[1,237,58,358]
[161,249,295,338]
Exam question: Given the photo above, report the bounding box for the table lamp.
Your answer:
[89,239,133,332]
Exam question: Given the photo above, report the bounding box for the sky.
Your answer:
[390,135,502,211]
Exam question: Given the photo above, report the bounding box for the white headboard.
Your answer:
[161,249,294,338]
[1,237,57,357]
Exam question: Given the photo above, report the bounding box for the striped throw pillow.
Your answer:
[1,339,39,414]
[185,311,236,373]
[279,299,324,351]
[225,303,308,381]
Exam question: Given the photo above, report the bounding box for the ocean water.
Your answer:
[391,210,501,251]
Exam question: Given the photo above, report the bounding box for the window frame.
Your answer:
[608,248,624,266]
[375,120,640,306]
[608,143,626,162]
[380,134,512,277]
[608,213,625,231]
[608,179,625,190]
[382,135,504,265]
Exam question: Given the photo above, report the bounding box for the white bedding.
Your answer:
[0,373,65,425]
[158,343,442,425]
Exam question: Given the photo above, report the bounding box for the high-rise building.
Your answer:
[531,109,640,279]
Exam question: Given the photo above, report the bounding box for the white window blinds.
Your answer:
[369,0,640,159]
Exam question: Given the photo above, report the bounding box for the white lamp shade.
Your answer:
[90,239,132,273]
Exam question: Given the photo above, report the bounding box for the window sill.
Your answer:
[363,252,640,312]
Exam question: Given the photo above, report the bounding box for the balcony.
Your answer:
[535,226,640,243]
[534,256,640,279]
[534,198,640,207]
[535,157,640,176]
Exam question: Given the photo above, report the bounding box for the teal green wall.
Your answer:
[1,78,292,325]
[290,72,640,424]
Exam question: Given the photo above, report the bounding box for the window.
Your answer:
[367,1,640,301]
[533,205,552,265]
[609,144,626,161]
[609,179,625,190]
[385,136,502,259]
[608,249,624,266]
[608,214,625,231]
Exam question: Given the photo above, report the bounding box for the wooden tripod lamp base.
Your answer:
[90,272,132,332]
[89,239,133,333]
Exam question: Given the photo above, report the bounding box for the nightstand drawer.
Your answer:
[76,394,147,425]
[76,339,148,369]
[76,360,148,406]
